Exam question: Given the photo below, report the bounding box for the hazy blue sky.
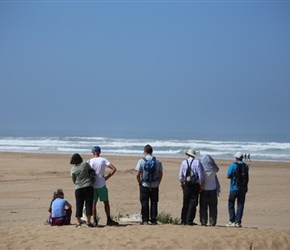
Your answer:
[0,1,289,140]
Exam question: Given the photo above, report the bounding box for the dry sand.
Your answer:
[0,152,290,250]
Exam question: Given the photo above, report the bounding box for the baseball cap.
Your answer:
[234,152,243,159]
[92,146,101,153]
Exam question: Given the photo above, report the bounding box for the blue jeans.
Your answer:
[228,189,247,224]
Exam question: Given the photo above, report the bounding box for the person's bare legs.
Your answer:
[104,200,119,226]
[92,202,98,226]
[104,200,110,217]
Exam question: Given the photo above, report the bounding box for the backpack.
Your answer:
[185,159,197,186]
[234,162,248,188]
[141,157,158,183]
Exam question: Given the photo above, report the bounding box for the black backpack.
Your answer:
[185,160,197,187]
[234,162,248,188]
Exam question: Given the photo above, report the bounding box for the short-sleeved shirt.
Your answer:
[227,160,249,191]
[88,157,110,189]
[179,157,204,184]
[51,198,69,218]
[70,161,92,189]
[135,155,163,188]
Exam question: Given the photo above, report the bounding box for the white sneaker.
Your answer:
[226,221,236,227]
[235,223,242,228]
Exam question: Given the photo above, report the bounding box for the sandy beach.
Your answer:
[0,152,290,250]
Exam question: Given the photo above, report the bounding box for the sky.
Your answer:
[0,0,290,141]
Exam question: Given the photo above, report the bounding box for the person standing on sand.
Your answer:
[179,149,204,226]
[226,152,249,228]
[88,146,119,226]
[199,154,221,226]
[70,153,94,228]
[135,144,163,225]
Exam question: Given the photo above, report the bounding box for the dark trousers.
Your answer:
[228,189,247,224]
[75,186,94,218]
[199,189,218,226]
[139,185,159,223]
[181,184,199,224]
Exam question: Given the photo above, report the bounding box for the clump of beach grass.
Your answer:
[157,211,181,225]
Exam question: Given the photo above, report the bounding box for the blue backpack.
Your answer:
[141,157,158,182]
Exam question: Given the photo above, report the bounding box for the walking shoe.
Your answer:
[151,222,158,225]
[226,221,236,227]
[86,222,95,227]
[186,222,197,226]
[93,220,98,227]
[107,219,119,226]
[76,223,81,228]
[235,223,242,228]
[140,221,150,225]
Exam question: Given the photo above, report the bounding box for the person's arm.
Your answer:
[104,163,116,181]
[66,201,72,210]
[136,171,141,185]
[197,161,205,192]
[179,162,185,189]
[158,170,163,185]
[227,164,233,179]
[70,168,76,184]
[199,180,204,192]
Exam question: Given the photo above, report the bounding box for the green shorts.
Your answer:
[93,185,108,202]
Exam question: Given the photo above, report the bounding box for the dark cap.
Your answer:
[92,146,101,153]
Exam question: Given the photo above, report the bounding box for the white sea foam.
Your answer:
[0,136,290,162]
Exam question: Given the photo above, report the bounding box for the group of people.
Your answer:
[48,144,249,228]
[178,150,249,227]
[244,153,251,161]
[48,146,119,227]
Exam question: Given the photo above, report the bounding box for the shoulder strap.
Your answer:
[235,162,246,168]
[143,157,156,163]
[186,159,194,176]
[186,159,194,168]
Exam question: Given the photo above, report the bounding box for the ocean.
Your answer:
[0,136,290,162]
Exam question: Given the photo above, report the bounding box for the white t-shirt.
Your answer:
[88,157,110,189]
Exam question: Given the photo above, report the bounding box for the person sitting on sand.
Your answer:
[50,188,72,226]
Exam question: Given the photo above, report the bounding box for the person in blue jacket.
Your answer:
[226,152,249,228]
